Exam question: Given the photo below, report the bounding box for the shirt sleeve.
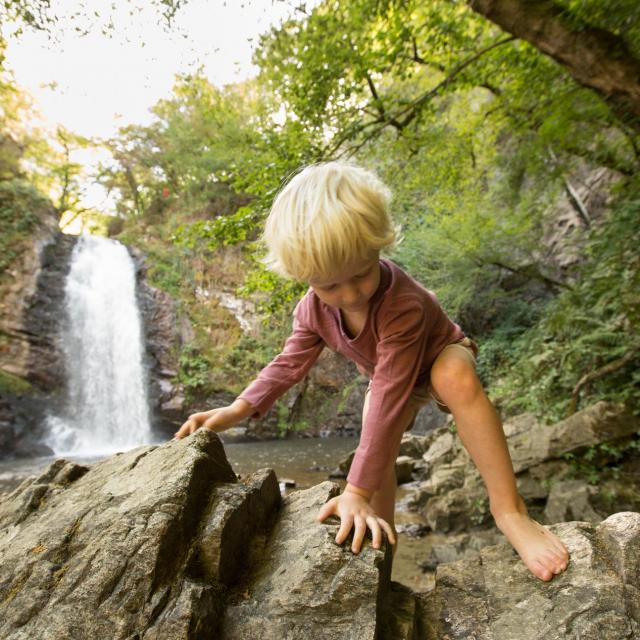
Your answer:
[346,296,432,492]
[237,300,325,419]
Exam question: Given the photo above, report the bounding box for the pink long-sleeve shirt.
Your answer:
[238,259,474,492]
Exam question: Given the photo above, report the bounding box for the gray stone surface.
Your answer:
[1,427,639,639]
[402,402,640,534]
[417,513,640,640]
[0,430,392,639]
[222,482,391,640]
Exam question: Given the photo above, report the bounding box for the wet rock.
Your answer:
[0,216,76,459]
[133,250,187,435]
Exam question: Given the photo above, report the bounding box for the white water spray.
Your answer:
[46,235,153,455]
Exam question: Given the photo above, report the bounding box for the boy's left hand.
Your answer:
[316,490,396,554]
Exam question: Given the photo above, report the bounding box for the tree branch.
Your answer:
[468,0,640,132]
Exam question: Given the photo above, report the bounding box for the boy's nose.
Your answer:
[341,286,363,307]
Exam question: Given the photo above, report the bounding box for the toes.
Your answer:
[536,563,553,581]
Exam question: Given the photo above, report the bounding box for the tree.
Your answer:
[467,0,640,132]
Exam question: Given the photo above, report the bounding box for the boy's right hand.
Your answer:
[174,399,253,439]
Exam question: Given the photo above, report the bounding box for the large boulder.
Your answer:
[0,430,391,639]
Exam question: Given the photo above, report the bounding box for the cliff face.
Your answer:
[132,247,190,436]
[0,429,637,639]
[0,208,76,459]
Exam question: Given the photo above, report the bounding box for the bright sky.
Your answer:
[3,0,298,138]
[1,0,304,216]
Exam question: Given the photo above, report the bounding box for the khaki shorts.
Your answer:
[364,337,477,431]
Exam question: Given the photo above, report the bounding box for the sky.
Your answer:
[3,0,300,139]
[2,0,306,215]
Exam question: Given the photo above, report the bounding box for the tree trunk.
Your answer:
[468,0,640,132]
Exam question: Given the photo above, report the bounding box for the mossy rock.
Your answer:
[0,369,33,396]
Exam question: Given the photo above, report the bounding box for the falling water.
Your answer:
[46,235,153,456]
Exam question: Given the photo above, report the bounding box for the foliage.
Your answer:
[0,368,33,395]
[492,180,640,420]
[1,1,186,35]
[177,345,212,400]
[3,0,635,429]
[221,321,289,392]
[0,178,50,274]
[563,437,640,486]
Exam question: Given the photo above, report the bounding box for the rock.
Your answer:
[547,402,639,458]
[418,529,505,571]
[134,251,187,435]
[218,426,252,443]
[278,477,296,490]
[0,428,638,639]
[396,456,415,485]
[378,581,417,640]
[423,487,490,533]
[398,433,429,458]
[507,402,639,474]
[422,430,457,469]
[222,482,391,639]
[516,460,572,500]
[406,403,639,534]
[0,218,77,459]
[417,512,640,639]
[543,479,602,525]
[337,449,355,475]
[411,400,447,435]
[0,430,392,639]
[333,447,415,484]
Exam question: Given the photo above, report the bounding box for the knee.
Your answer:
[431,357,481,405]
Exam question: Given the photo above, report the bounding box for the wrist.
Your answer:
[345,483,373,501]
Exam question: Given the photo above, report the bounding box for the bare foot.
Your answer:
[493,500,570,582]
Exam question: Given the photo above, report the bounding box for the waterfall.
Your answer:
[46,235,153,456]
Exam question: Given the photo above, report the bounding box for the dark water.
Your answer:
[224,436,358,490]
[0,436,358,496]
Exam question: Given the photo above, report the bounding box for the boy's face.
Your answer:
[308,254,381,314]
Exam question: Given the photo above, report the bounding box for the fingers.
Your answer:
[351,516,367,553]
[316,498,338,523]
[377,517,397,546]
[367,516,382,550]
[174,419,195,439]
[335,514,354,545]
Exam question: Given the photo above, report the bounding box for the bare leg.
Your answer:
[430,349,570,581]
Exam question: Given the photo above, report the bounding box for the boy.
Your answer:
[175,162,569,582]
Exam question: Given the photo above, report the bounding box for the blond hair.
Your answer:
[262,161,398,282]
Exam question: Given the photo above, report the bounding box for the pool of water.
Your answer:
[0,436,359,495]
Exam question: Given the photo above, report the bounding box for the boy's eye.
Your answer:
[355,268,371,279]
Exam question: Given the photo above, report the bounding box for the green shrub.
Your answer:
[0,179,51,274]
